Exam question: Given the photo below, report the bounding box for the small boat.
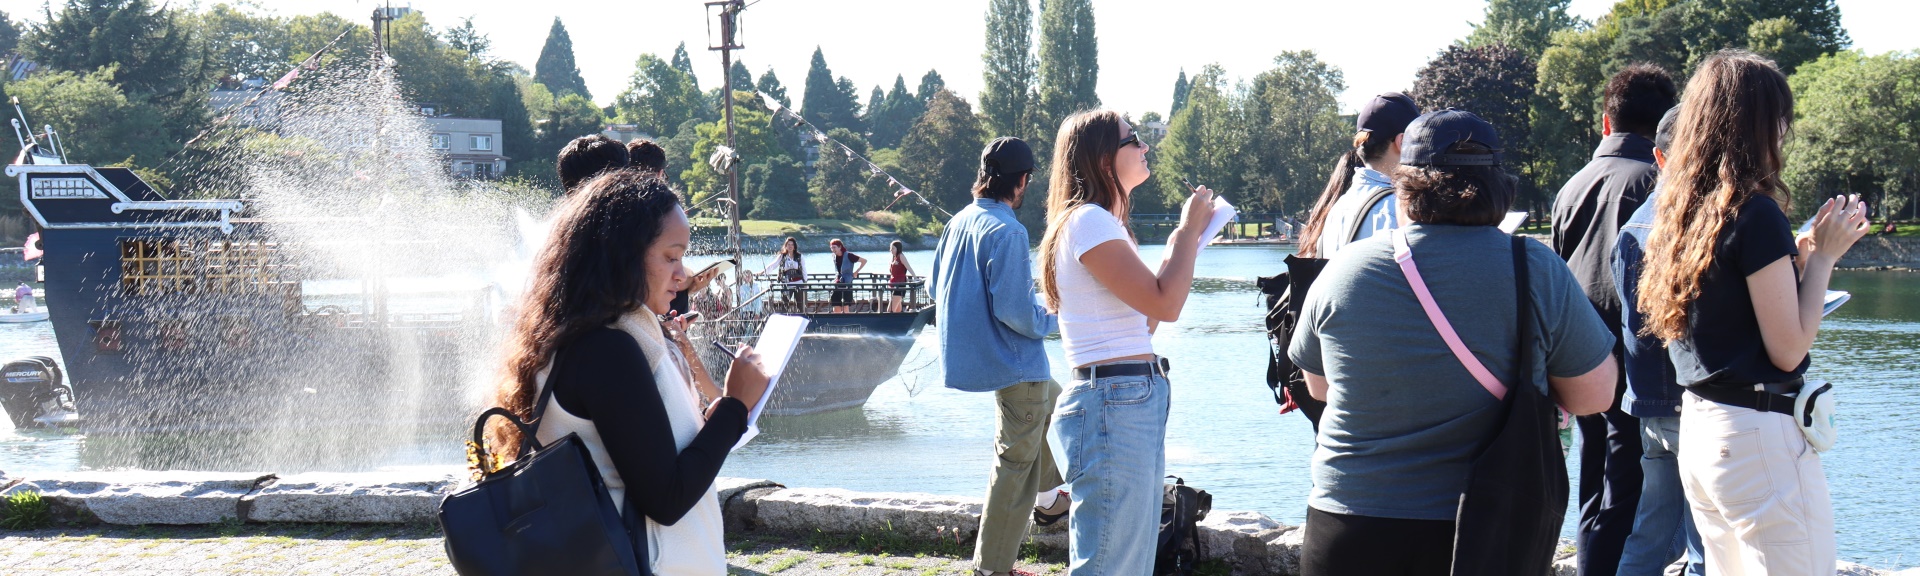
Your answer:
[0,311,48,323]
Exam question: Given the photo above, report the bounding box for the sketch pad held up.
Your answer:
[1196,195,1237,254]
[733,314,809,450]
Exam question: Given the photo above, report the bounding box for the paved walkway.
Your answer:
[0,524,1069,575]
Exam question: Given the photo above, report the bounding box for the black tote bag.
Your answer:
[1258,254,1330,426]
[439,381,645,576]
[1450,236,1567,576]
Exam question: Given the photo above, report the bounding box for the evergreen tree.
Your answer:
[865,85,886,133]
[23,0,212,145]
[868,75,925,150]
[809,127,884,218]
[1464,0,1582,57]
[671,42,699,92]
[917,70,946,102]
[1035,0,1099,132]
[537,93,606,163]
[747,157,814,219]
[0,11,19,56]
[757,68,790,108]
[534,17,590,99]
[898,89,987,215]
[1170,69,1190,118]
[800,47,862,134]
[981,0,1035,139]
[729,61,753,92]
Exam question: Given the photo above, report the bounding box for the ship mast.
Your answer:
[708,0,746,285]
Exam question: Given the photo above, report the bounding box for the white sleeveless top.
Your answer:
[1054,204,1154,368]
[534,311,724,576]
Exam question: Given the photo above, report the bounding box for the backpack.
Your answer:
[1257,254,1329,430]
[1155,476,1213,576]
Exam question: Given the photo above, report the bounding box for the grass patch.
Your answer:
[0,490,54,530]
[765,553,804,573]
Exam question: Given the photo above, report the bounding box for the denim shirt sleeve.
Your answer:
[985,228,1057,339]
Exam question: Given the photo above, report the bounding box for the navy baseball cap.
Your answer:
[1654,105,1682,155]
[980,137,1034,178]
[1400,108,1504,167]
[1357,92,1420,139]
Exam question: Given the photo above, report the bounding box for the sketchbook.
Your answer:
[732,314,809,450]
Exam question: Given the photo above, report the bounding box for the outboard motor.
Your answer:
[1,357,76,428]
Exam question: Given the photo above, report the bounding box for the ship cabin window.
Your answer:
[430,134,450,150]
[120,239,194,295]
[204,240,283,294]
[470,135,493,151]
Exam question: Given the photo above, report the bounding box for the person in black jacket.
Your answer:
[491,169,769,574]
[1548,63,1677,576]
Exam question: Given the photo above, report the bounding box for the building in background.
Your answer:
[425,116,506,180]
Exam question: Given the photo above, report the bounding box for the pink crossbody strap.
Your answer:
[1393,230,1509,400]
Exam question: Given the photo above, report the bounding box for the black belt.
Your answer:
[1686,377,1803,416]
[1072,357,1170,380]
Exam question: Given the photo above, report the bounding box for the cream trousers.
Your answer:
[1678,393,1836,576]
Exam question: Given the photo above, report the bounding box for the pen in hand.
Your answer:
[711,340,740,361]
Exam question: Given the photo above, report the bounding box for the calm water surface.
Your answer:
[2,245,1914,567]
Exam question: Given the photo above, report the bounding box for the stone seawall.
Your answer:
[1,470,1903,575]
[1837,236,1920,269]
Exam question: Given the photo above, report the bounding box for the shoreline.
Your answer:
[0,470,1905,575]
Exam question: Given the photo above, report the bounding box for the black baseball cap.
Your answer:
[980,137,1034,178]
[1654,105,1681,155]
[1357,92,1420,139]
[1400,108,1504,167]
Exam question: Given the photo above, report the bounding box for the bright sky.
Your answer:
[4,0,1914,120]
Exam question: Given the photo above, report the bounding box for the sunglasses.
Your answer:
[1119,133,1145,149]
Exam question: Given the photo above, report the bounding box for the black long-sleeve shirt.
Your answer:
[547,327,748,525]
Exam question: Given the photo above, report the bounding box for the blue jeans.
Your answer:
[1618,416,1706,576]
[1052,368,1169,576]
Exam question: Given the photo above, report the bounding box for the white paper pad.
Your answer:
[1196,195,1238,253]
[1823,290,1850,317]
[733,313,809,449]
[1498,211,1530,234]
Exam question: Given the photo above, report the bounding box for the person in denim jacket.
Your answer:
[1613,106,1706,576]
[929,137,1067,576]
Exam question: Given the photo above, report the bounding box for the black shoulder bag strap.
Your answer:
[1449,236,1568,576]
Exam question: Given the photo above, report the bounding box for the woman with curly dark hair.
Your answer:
[491,170,769,574]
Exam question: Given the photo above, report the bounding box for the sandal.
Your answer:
[1032,490,1069,527]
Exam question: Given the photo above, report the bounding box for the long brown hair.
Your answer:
[490,170,684,461]
[1639,50,1794,341]
[1037,110,1130,311]
[1298,131,1396,256]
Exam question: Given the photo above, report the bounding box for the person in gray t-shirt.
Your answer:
[1286,109,1618,576]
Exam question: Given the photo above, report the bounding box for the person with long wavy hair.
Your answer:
[491,170,770,574]
[1637,50,1869,575]
[1036,109,1214,574]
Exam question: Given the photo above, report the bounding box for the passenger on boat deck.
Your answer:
[828,239,866,313]
[556,134,630,194]
[757,237,805,311]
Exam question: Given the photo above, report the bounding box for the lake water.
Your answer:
[2,244,1915,568]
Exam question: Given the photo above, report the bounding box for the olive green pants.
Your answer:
[973,380,1064,573]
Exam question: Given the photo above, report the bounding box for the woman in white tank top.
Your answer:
[1035,109,1215,575]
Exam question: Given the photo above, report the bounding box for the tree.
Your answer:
[1035,0,1099,132]
[615,53,704,139]
[728,61,753,92]
[898,89,987,214]
[10,67,172,169]
[683,91,784,207]
[800,47,862,134]
[0,11,20,56]
[1533,26,1616,204]
[867,75,924,150]
[537,93,606,161]
[1245,52,1350,214]
[809,128,884,218]
[671,42,699,92]
[1155,64,1247,216]
[23,0,212,143]
[1464,0,1582,57]
[1412,43,1545,205]
[917,70,946,102]
[1169,69,1190,118]
[1784,51,1920,222]
[535,18,590,99]
[756,67,790,108]
[196,4,290,83]
[980,0,1035,139]
[445,16,490,56]
[747,157,814,219]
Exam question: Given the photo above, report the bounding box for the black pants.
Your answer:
[1575,404,1645,576]
[1301,507,1453,576]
